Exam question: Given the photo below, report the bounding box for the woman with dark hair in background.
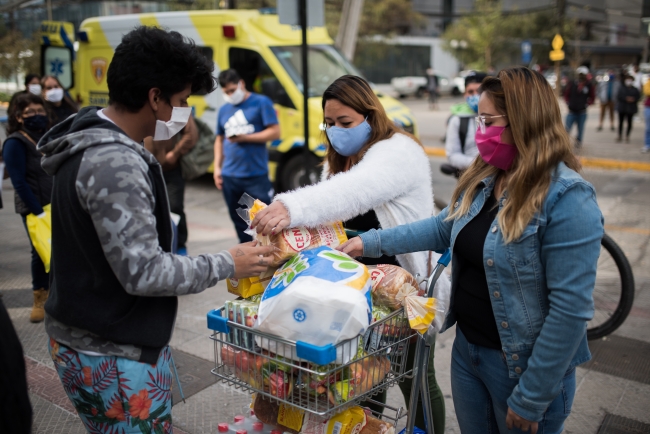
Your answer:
[41,75,78,126]
[2,93,53,323]
[252,75,450,433]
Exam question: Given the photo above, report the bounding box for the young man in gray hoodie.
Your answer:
[38,27,273,431]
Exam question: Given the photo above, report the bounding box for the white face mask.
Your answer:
[28,84,42,95]
[223,83,246,105]
[625,79,634,87]
[45,87,64,103]
[154,106,192,141]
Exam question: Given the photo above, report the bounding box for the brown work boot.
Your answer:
[30,288,49,323]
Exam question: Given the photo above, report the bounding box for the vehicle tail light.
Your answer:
[223,25,235,39]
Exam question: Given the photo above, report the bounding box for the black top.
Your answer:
[48,101,77,126]
[453,193,502,349]
[0,299,32,433]
[345,209,399,266]
[5,132,53,216]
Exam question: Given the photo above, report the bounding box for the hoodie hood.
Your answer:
[38,106,158,175]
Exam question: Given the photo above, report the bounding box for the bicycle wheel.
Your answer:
[587,233,635,340]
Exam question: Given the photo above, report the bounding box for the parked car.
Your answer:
[391,71,454,98]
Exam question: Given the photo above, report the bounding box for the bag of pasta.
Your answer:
[236,193,348,267]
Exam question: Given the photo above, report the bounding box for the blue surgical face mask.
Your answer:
[326,118,372,156]
[466,94,480,113]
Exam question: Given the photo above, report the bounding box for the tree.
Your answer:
[442,0,587,70]
[325,0,424,41]
[441,0,510,70]
[0,31,33,85]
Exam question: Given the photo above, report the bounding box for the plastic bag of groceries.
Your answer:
[369,264,446,334]
[254,246,372,364]
[236,193,348,267]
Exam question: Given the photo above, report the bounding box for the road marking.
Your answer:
[424,147,446,157]
[604,225,650,236]
[423,147,650,172]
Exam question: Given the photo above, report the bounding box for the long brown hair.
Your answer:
[447,67,581,243]
[322,75,421,175]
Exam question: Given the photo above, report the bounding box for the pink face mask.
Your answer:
[475,125,518,170]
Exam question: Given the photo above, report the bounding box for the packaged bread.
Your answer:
[236,193,348,267]
[369,265,420,311]
[370,264,442,334]
[327,356,391,405]
[360,414,395,434]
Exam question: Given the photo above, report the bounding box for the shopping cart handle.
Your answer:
[207,309,230,334]
[296,341,337,365]
[436,248,451,266]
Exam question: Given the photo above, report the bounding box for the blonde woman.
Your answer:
[252,75,449,433]
[341,67,603,434]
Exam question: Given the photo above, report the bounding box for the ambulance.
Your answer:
[40,10,417,191]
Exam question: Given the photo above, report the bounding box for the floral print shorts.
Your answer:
[48,338,173,434]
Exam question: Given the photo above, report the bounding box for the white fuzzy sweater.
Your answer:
[274,133,451,294]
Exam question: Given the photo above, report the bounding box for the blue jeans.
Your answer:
[222,174,274,243]
[21,216,49,291]
[565,111,587,143]
[644,107,650,149]
[451,328,576,434]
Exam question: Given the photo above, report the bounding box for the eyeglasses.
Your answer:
[475,115,507,134]
[22,109,47,117]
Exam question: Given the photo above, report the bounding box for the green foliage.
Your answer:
[442,0,584,69]
[0,92,11,103]
[326,0,424,40]
[441,0,506,70]
[0,31,37,82]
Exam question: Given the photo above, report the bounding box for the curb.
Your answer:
[423,147,650,172]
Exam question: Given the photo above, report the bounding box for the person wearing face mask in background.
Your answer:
[341,68,604,434]
[36,27,275,431]
[40,75,78,126]
[596,69,619,132]
[2,93,53,323]
[443,71,488,176]
[616,73,641,143]
[564,66,595,148]
[213,69,280,242]
[144,115,199,255]
[251,75,451,434]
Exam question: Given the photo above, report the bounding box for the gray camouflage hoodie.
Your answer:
[38,107,234,361]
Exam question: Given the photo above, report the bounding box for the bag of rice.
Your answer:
[254,246,372,364]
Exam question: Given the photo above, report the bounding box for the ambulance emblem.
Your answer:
[91,58,108,85]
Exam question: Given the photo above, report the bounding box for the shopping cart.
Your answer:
[207,249,451,434]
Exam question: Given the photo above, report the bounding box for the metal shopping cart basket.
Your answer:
[207,249,451,434]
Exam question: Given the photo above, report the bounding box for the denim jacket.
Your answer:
[360,162,604,422]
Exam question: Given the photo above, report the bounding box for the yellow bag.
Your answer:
[26,204,52,273]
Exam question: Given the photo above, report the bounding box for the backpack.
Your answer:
[441,115,470,151]
[180,117,216,181]
[440,116,470,178]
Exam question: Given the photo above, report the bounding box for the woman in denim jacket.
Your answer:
[341,67,603,434]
